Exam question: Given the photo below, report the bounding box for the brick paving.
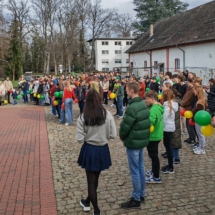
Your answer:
[0,106,57,215]
[46,104,215,215]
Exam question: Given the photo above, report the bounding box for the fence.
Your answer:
[120,66,215,86]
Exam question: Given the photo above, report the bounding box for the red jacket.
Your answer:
[63,89,76,102]
[50,85,57,97]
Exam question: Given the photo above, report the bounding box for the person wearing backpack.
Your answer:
[119,82,150,209]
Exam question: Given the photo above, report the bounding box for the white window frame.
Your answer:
[115,41,122,46]
[175,58,180,70]
[102,68,109,72]
[102,50,109,55]
[115,50,122,55]
[115,59,122,64]
[102,59,109,64]
[102,41,109,45]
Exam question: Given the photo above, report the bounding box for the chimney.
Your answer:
[150,24,154,37]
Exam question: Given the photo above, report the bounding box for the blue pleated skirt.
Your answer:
[78,142,112,172]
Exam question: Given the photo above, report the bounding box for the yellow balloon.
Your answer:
[158,95,162,100]
[110,93,116,99]
[54,101,58,106]
[184,111,193,119]
[34,93,37,97]
[37,94,41,99]
[150,125,155,133]
[201,125,214,137]
[4,100,8,105]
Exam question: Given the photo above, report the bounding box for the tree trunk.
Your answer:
[46,53,50,74]
[54,55,58,76]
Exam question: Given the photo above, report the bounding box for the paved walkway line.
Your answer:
[0,107,57,215]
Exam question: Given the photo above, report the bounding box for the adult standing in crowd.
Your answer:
[3,77,13,104]
[76,89,117,215]
[181,78,197,144]
[102,77,109,106]
[206,78,215,117]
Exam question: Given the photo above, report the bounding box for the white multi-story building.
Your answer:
[87,38,135,72]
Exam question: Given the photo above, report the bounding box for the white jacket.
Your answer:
[163,101,178,132]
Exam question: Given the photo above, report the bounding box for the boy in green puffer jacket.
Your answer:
[145,90,164,184]
[120,82,150,209]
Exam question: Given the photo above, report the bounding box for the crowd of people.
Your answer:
[1,70,215,215]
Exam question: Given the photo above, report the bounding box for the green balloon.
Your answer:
[156,77,160,83]
[17,95,21,100]
[21,92,24,96]
[41,95,45,100]
[54,92,60,98]
[194,110,211,126]
[29,89,33,93]
[146,88,150,92]
[59,91,63,98]
[27,91,30,94]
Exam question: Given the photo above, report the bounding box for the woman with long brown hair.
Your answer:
[192,86,208,155]
[161,89,178,174]
[76,89,117,215]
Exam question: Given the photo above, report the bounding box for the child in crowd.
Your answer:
[163,71,173,86]
[192,86,208,155]
[12,89,18,105]
[77,81,87,115]
[21,79,29,103]
[29,80,34,102]
[159,72,164,88]
[145,90,164,183]
[161,89,178,174]
[120,82,150,209]
[43,80,50,106]
[112,79,119,115]
[122,78,128,109]
[206,78,215,117]
[150,77,159,93]
[37,80,44,106]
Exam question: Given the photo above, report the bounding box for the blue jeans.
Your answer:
[117,98,123,117]
[23,90,28,103]
[60,108,66,123]
[51,97,56,115]
[126,148,145,201]
[65,98,73,125]
[173,148,179,160]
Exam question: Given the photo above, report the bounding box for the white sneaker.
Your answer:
[56,114,59,118]
[65,123,69,126]
[50,113,54,115]
[123,106,125,110]
[193,148,206,155]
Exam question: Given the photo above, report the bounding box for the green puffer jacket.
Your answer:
[119,97,150,149]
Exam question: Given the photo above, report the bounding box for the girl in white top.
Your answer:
[161,89,178,174]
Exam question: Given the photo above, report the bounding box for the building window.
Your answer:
[115,41,121,46]
[144,61,147,70]
[102,50,109,54]
[102,41,109,45]
[126,41,133,45]
[154,61,158,70]
[115,59,121,64]
[175,58,180,70]
[126,59,129,64]
[102,59,109,64]
[102,68,109,72]
[115,50,122,54]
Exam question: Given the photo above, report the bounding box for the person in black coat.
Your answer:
[206,78,215,117]
[150,77,159,93]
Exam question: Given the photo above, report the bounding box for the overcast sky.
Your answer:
[101,0,212,17]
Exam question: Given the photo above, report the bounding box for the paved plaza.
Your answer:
[46,104,215,215]
[0,103,215,215]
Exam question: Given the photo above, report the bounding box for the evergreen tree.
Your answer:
[133,0,189,33]
[5,18,22,80]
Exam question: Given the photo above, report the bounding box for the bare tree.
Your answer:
[31,0,64,74]
[112,13,134,37]
[88,0,115,70]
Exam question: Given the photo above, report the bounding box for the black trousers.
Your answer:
[103,92,108,105]
[186,118,196,140]
[7,92,11,103]
[163,132,174,169]
[147,141,161,178]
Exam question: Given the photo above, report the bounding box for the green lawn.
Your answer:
[12,81,18,89]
